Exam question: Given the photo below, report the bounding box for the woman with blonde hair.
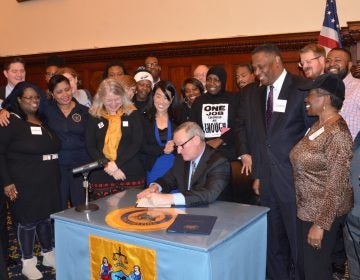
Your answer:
[86,79,145,199]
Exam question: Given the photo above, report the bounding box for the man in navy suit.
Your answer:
[137,121,230,207]
[236,44,314,280]
[0,57,25,269]
[0,57,26,108]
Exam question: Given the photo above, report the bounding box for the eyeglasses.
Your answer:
[298,56,321,68]
[145,62,159,68]
[174,136,195,151]
[21,95,40,101]
[45,72,56,78]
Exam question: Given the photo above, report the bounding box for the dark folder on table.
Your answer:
[167,214,217,235]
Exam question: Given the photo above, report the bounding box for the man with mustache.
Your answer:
[325,47,360,279]
[325,48,360,139]
[299,44,326,80]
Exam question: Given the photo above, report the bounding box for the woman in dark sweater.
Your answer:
[191,66,239,161]
[178,78,204,124]
[141,80,180,184]
[0,82,59,279]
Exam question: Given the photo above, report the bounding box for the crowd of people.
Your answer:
[0,43,359,280]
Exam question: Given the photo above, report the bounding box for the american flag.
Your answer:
[318,0,342,53]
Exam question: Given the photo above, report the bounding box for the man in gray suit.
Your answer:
[137,121,230,207]
[236,44,315,280]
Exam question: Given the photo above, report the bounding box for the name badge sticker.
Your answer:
[273,99,287,113]
[308,127,324,140]
[98,122,104,129]
[30,126,42,135]
[122,121,129,127]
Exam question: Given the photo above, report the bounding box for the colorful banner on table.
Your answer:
[90,235,156,280]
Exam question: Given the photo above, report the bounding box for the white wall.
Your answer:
[1,0,359,56]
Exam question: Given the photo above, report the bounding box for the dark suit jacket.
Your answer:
[0,86,5,108]
[140,116,176,171]
[236,72,315,203]
[85,111,145,183]
[155,145,230,206]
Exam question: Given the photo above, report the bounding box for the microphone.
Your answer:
[72,158,109,174]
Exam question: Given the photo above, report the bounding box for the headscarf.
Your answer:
[206,66,227,92]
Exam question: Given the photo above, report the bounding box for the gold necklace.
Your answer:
[319,114,338,126]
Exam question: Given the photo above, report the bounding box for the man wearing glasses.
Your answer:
[299,44,326,80]
[145,56,162,84]
[137,121,230,207]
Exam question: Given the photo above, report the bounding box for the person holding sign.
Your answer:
[190,66,239,161]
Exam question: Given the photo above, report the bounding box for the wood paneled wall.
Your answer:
[1,21,360,94]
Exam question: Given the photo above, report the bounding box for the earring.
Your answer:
[323,105,326,112]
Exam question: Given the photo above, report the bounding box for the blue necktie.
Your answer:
[188,161,197,190]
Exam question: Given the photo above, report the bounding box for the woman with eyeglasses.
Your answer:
[86,79,145,199]
[0,82,59,279]
[178,78,204,124]
[0,75,91,210]
[141,80,180,185]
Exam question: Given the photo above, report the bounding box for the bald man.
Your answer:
[193,65,209,89]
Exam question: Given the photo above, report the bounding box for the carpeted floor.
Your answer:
[5,213,349,280]
[6,216,56,279]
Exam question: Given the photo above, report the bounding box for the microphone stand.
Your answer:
[75,171,99,213]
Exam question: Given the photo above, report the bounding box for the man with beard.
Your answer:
[299,44,326,80]
[235,63,256,90]
[133,69,154,114]
[325,48,360,279]
[326,48,360,139]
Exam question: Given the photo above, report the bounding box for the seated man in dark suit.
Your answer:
[137,121,230,207]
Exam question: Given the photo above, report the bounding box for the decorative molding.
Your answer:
[1,21,359,93]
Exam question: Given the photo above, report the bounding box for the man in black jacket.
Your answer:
[137,122,230,207]
[236,44,314,280]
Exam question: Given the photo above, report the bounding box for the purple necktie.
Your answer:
[266,85,274,127]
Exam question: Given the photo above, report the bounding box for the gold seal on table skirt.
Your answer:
[105,206,184,231]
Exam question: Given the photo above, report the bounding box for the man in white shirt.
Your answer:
[137,122,230,207]
[0,57,26,108]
